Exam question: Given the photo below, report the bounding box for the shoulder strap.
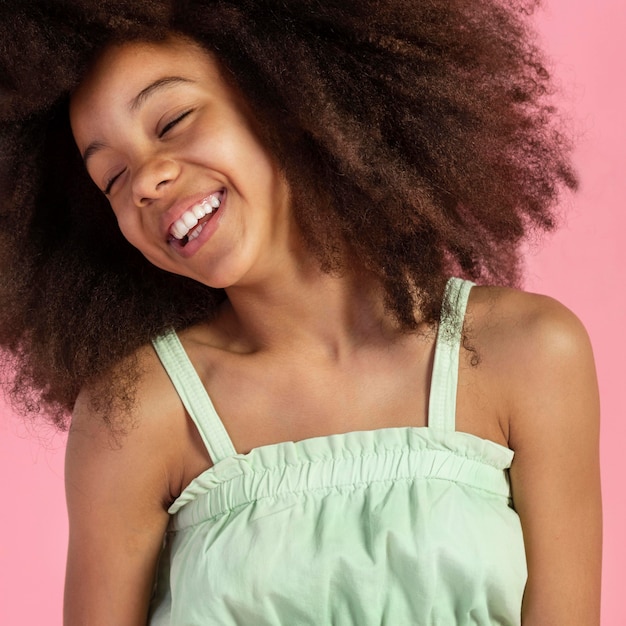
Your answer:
[151,329,237,464]
[427,277,474,431]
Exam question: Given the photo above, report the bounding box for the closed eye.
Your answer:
[159,109,194,138]
[104,168,126,196]
[102,109,194,195]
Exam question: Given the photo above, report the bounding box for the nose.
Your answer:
[131,157,181,206]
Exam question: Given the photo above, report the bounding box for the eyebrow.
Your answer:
[81,76,195,165]
[129,76,195,112]
[82,140,108,166]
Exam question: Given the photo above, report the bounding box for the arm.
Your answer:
[64,350,183,626]
[506,297,602,625]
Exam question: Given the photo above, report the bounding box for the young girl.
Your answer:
[0,1,601,624]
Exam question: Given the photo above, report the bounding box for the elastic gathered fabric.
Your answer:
[149,278,527,625]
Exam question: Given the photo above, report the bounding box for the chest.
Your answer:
[177,335,507,489]
[202,340,435,450]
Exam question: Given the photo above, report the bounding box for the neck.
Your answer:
[220,260,406,358]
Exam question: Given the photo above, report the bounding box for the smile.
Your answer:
[169,191,223,245]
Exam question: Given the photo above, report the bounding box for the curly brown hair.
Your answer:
[0,0,576,428]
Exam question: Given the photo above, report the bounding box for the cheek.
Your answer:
[188,120,272,177]
[111,206,142,248]
[112,209,176,272]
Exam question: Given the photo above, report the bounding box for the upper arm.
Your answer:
[64,351,181,626]
[504,296,601,625]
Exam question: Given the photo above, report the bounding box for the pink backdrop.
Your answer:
[1,2,624,624]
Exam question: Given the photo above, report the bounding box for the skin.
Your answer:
[66,37,601,625]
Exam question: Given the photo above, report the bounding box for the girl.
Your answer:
[0,0,601,624]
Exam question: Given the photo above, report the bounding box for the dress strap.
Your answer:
[427,277,474,432]
[151,329,237,464]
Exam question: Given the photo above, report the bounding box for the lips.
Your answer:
[168,191,224,245]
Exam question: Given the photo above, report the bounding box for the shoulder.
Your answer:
[467,284,591,350]
[466,284,595,384]
[65,342,181,623]
[463,284,598,443]
[69,340,188,503]
[466,287,602,623]
[72,340,179,435]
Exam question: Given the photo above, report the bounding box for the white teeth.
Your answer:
[171,221,188,239]
[188,224,204,242]
[169,193,222,240]
[182,212,199,229]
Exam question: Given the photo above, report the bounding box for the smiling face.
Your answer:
[70,36,293,289]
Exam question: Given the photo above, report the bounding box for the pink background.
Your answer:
[1,2,624,624]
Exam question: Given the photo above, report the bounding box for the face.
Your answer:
[70,36,292,289]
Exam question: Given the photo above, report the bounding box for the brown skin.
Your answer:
[0,0,577,426]
[65,287,601,626]
[64,38,601,626]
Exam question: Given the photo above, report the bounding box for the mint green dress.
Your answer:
[149,278,527,625]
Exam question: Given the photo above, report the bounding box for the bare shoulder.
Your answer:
[468,286,601,623]
[68,340,188,503]
[467,284,594,364]
[466,285,597,418]
[71,341,181,442]
[454,285,597,448]
[65,343,186,624]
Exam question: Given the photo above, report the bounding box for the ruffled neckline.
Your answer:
[169,426,514,520]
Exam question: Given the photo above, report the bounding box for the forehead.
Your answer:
[73,36,219,103]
